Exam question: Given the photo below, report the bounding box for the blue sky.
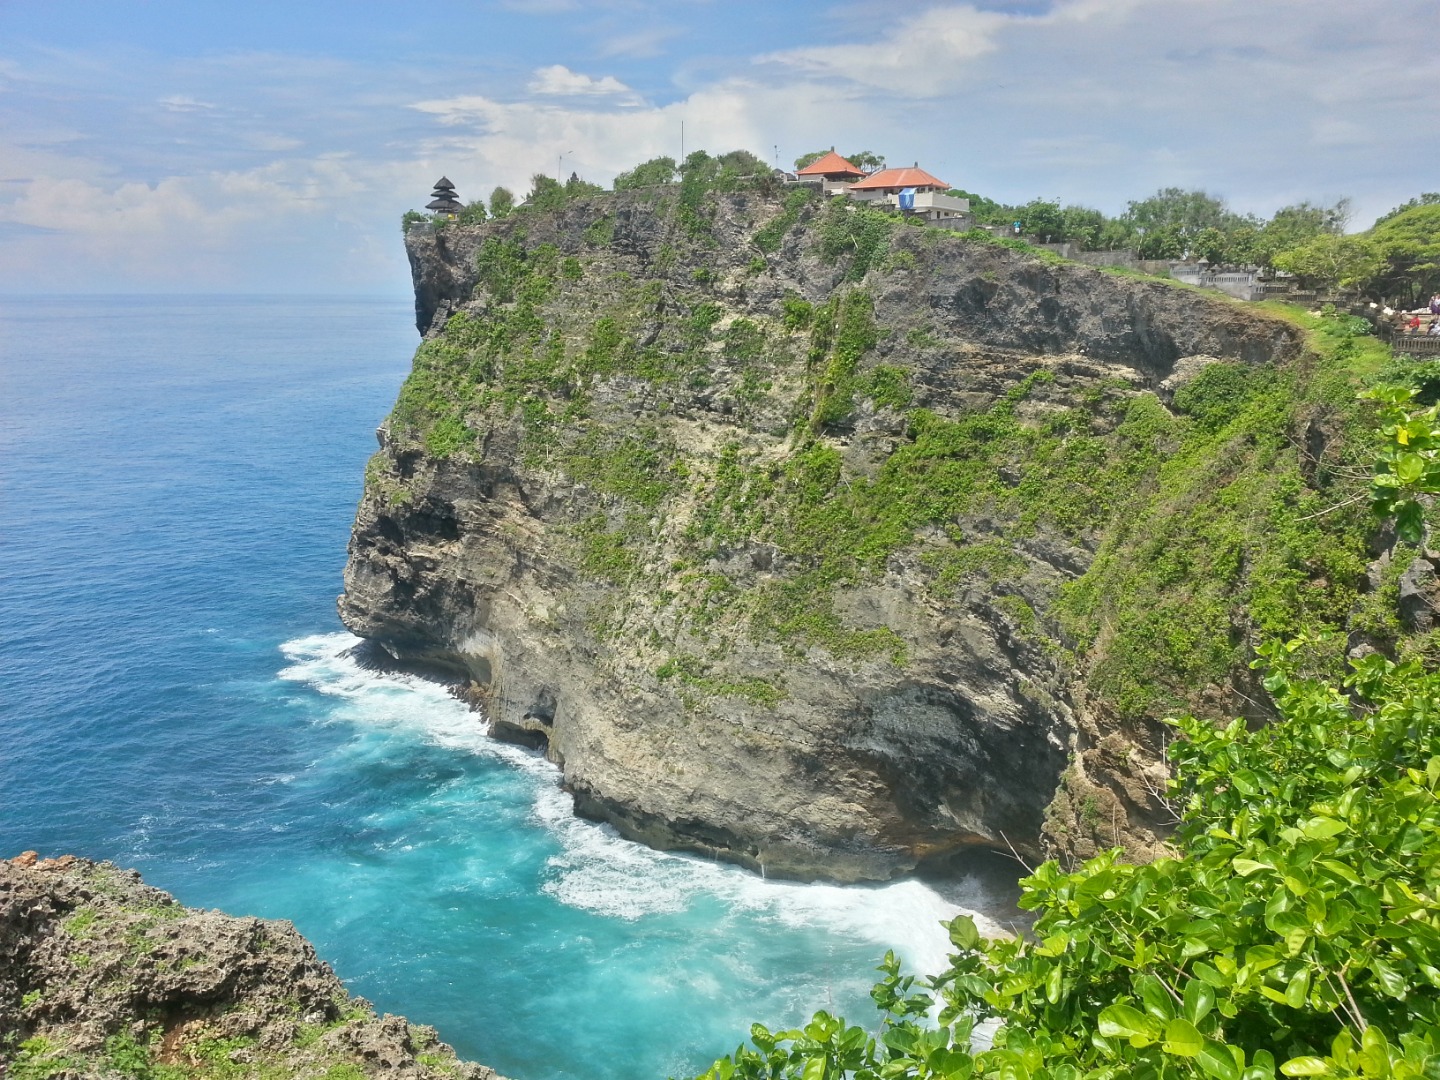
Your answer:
[1,0,1435,294]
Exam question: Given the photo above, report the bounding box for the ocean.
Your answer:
[0,295,1017,1080]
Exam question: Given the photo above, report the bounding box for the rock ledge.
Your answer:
[0,851,501,1078]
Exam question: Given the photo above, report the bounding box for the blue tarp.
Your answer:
[898,187,916,211]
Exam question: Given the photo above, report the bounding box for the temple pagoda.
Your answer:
[425,176,462,218]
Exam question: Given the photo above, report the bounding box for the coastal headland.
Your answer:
[338,180,1393,882]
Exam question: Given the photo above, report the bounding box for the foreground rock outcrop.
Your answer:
[0,851,498,1078]
[340,183,1379,881]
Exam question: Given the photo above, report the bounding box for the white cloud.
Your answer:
[158,94,217,112]
[760,4,1009,97]
[410,95,506,128]
[526,64,640,101]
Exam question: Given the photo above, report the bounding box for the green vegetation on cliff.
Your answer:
[1056,310,1399,721]
[691,354,1440,1080]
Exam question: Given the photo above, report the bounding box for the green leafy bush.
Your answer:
[613,156,678,191]
[1367,383,1440,543]
[696,642,1440,1080]
[754,189,815,253]
[818,200,896,281]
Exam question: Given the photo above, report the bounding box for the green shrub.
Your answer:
[818,200,896,281]
[781,293,814,330]
[754,189,814,252]
[696,643,1440,1080]
[424,414,471,458]
[583,215,615,246]
[612,156,677,191]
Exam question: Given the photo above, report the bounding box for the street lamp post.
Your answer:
[558,150,573,182]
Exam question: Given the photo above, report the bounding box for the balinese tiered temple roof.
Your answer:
[425,176,462,215]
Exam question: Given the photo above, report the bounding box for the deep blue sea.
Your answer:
[0,295,1016,1080]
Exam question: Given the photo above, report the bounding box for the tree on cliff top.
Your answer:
[613,156,677,190]
[488,186,515,219]
[1375,193,1440,228]
[1272,233,1383,293]
[1368,203,1440,307]
[1122,187,1251,236]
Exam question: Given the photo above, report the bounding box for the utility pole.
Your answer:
[680,120,685,163]
[558,149,573,182]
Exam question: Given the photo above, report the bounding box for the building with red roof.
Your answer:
[795,151,866,182]
[784,152,972,226]
[841,162,969,225]
[847,165,949,193]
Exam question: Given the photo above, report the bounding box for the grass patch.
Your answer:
[62,905,98,938]
[656,655,785,706]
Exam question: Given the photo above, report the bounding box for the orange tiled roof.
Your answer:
[796,151,865,178]
[848,166,948,191]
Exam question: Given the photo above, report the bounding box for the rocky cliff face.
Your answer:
[339,186,1350,882]
[0,851,498,1077]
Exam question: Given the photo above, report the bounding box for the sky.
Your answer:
[0,0,1435,295]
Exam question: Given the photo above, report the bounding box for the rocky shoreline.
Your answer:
[0,851,500,1078]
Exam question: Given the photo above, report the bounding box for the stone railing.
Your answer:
[1388,333,1440,357]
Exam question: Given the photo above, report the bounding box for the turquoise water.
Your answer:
[0,296,1016,1079]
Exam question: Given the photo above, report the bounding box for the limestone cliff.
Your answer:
[0,851,499,1077]
[340,184,1386,881]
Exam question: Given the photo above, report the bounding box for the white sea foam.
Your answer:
[277,632,1016,976]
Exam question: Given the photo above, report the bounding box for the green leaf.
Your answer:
[801,1056,827,1080]
[1162,1018,1204,1057]
[1192,962,1227,988]
[1279,1057,1330,1076]
[1396,452,1425,483]
[1397,500,1425,543]
[1183,978,1215,1023]
[1232,858,1272,876]
[1298,817,1346,840]
[1098,1004,1160,1044]
[948,915,979,951]
[1229,771,1260,796]
[1196,1039,1241,1080]
[1284,968,1310,1009]
[1369,957,1407,998]
[1315,859,1360,886]
[1136,974,1175,1021]
[1045,963,1063,1004]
